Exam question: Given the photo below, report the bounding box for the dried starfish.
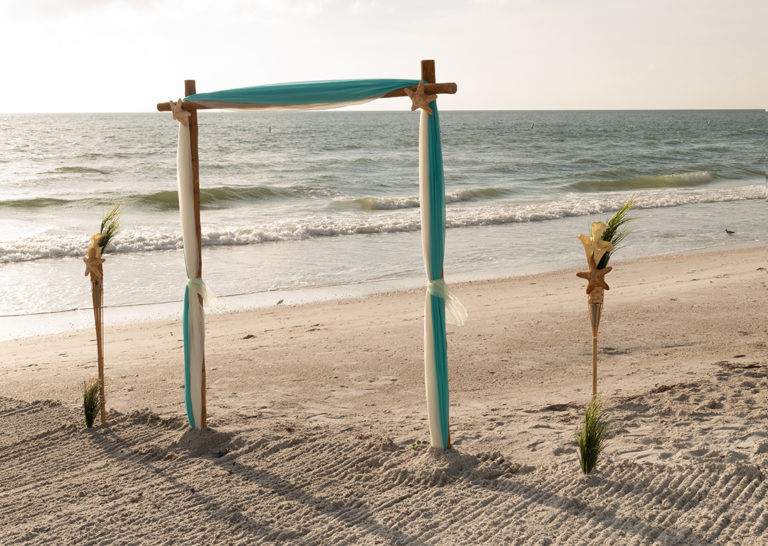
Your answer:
[576,257,612,294]
[404,81,437,114]
[83,234,105,281]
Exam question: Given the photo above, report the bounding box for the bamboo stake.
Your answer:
[91,268,106,424]
[592,329,598,397]
[185,80,206,429]
[84,246,106,424]
[578,254,609,399]
[589,301,602,398]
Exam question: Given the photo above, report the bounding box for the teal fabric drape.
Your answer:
[425,101,450,449]
[182,284,195,428]
[185,79,421,107]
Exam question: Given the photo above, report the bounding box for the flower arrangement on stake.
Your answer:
[83,204,121,425]
[576,197,635,397]
[574,197,634,473]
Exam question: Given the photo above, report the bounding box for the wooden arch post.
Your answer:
[185,79,207,428]
[421,59,435,86]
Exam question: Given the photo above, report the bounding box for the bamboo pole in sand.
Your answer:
[577,260,610,398]
[589,296,603,398]
[419,59,454,449]
[92,268,106,424]
[84,241,106,424]
[185,80,206,428]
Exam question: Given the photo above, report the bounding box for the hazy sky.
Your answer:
[1,0,765,112]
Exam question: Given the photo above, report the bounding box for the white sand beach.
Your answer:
[1,245,767,544]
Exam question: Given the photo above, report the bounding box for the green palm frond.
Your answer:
[597,196,635,269]
[83,378,102,428]
[577,396,610,474]
[98,204,121,251]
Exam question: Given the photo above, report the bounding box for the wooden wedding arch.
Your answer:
[156,60,463,449]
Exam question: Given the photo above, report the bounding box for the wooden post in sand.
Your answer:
[84,236,107,424]
[92,267,106,424]
[185,80,207,428]
[589,300,602,398]
[577,248,612,399]
[420,58,451,447]
[421,59,436,87]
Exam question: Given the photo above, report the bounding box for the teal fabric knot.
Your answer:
[427,279,467,327]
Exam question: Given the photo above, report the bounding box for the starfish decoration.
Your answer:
[404,81,437,114]
[576,258,612,294]
[83,234,105,281]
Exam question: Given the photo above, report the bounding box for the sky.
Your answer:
[0,0,765,112]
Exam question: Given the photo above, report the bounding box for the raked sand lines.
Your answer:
[1,364,768,544]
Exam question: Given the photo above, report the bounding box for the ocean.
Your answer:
[0,110,765,339]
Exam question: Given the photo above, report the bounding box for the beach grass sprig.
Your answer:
[577,396,610,474]
[596,197,636,269]
[97,204,121,251]
[83,378,102,428]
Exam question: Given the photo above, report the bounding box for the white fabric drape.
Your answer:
[187,97,380,111]
[174,101,204,429]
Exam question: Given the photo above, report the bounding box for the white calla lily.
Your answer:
[578,222,614,266]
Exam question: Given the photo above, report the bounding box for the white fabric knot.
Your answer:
[170,99,190,126]
[427,279,467,326]
[187,277,224,313]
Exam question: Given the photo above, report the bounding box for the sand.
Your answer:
[1,246,767,544]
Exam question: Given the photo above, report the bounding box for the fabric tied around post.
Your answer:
[182,277,222,428]
[427,279,467,327]
[187,277,224,313]
[170,100,190,126]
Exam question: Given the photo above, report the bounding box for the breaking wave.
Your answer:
[0,185,301,210]
[2,184,763,263]
[46,166,112,175]
[571,171,714,192]
[0,197,72,208]
[332,188,511,210]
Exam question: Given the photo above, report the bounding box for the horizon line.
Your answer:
[2,107,765,115]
